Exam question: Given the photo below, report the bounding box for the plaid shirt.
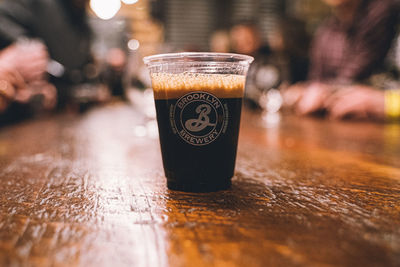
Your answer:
[309,0,399,84]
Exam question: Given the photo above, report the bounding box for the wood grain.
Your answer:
[0,104,399,267]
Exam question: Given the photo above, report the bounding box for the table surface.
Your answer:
[0,103,399,267]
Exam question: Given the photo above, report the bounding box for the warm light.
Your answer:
[90,0,121,20]
[127,39,140,50]
[121,0,138,4]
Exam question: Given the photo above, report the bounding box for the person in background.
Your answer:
[323,34,400,120]
[0,0,94,109]
[230,21,279,109]
[268,17,311,84]
[284,0,399,117]
[209,29,231,53]
[230,21,267,58]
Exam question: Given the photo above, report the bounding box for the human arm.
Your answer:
[324,85,385,120]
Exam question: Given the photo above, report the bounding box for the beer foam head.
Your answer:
[151,73,245,99]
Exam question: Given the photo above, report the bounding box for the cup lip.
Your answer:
[143,52,254,66]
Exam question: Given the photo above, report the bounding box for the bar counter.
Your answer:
[0,103,399,267]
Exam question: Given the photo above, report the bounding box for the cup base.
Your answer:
[167,178,231,193]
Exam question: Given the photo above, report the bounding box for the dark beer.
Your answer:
[151,73,245,192]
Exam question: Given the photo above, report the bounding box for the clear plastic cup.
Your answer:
[144,52,253,192]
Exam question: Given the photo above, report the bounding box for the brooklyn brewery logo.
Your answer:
[170,91,228,146]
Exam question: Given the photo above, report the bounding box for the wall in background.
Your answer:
[115,0,331,54]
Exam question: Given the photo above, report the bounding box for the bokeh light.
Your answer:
[121,0,138,4]
[127,39,140,50]
[90,0,121,20]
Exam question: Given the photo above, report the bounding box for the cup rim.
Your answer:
[143,52,254,66]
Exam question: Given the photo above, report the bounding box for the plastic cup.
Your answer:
[144,52,253,192]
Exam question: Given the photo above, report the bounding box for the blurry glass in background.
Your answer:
[90,17,130,98]
[230,21,279,110]
[259,88,283,127]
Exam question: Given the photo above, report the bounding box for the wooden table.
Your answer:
[0,103,399,267]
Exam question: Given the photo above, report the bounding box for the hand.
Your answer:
[281,82,307,108]
[295,82,333,115]
[0,95,7,112]
[0,63,26,111]
[0,64,24,99]
[36,81,57,110]
[0,45,57,112]
[15,80,57,110]
[0,41,49,82]
[325,85,384,120]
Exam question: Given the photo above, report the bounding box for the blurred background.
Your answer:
[0,0,398,124]
[96,0,329,55]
